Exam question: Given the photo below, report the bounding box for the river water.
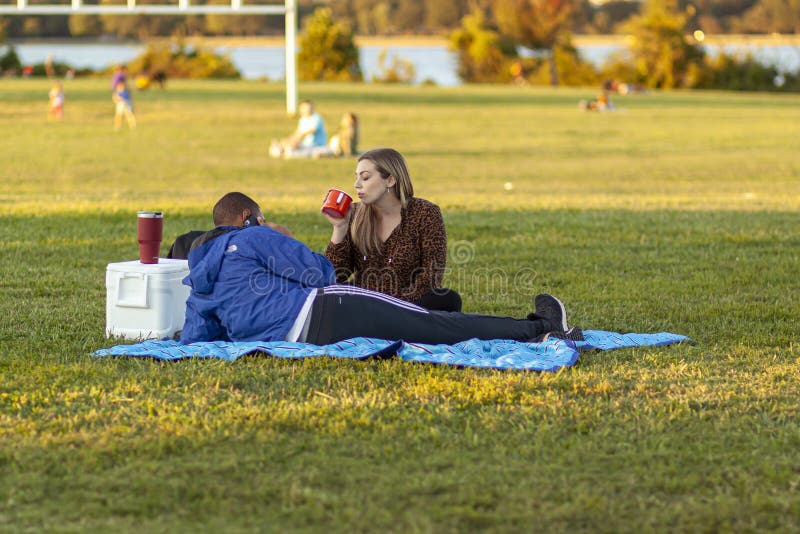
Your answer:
[8,41,800,86]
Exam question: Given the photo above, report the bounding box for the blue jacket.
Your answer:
[180,226,336,343]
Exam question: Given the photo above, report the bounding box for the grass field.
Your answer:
[1,78,799,532]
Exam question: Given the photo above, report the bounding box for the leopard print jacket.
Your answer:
[325,197,447,303]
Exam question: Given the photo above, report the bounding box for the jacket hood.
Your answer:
[185,227,239,294]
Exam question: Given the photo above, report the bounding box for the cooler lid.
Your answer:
[106,258,189,274]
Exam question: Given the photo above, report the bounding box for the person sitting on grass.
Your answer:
[312,112,359,158]
[579,91,615,112]
[323,148,461,312]
[269,99,327,159]
[180,192,584,346]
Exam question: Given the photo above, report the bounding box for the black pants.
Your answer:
[304,286,550,345]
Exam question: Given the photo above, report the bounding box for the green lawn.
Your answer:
[1,78,799,532]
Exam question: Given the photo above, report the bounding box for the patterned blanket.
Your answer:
[94,330,689,372]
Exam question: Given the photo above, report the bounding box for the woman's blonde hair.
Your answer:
[350,148,415,256]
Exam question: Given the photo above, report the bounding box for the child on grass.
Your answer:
[112,80,136,131]
[48,81,64,122]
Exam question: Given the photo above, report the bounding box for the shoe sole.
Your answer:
[535,294,568,331]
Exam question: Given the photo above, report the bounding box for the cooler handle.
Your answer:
[116,272,149,308]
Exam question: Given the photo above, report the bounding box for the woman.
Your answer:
[313,112,358,158]
[324,148,462,312]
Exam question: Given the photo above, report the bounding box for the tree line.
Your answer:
[296,2,799,92]
[1,0,798,40]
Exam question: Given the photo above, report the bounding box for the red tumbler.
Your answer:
[137,211,163,264]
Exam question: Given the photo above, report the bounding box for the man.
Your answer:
[168,221,292,260]
[180,193,583,346]
[269,100,328,159]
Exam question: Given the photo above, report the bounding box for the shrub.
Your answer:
[696,53,800,92]
[0,45,21,74]
[125,43,240,79]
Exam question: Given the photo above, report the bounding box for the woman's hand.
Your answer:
[324,204,352,244]
[323,203,352,227]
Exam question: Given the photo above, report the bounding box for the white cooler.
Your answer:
[106,259,191,340]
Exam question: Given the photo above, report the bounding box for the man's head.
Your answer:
[212,192,264,227]
[298,99,314,117]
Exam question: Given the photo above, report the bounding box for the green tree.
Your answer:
[0,45,22,74]
[329,0,358,32]
[353,0,378,34]
[351,0,395,34]
[623,0,705,89]
[425,0,468,32]
[492,0,576,86]
[589,0,642,33]
[98,0,183,39]
[68,15,102,37]
[449,7,517,83]
[527,38,599,86]
[205,0,268,37]
[741,0,800,33]
[298,7,362,82]
[394,1,425,33]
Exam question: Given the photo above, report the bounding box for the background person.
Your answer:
[113,80,136,131]
[48,81,64,121]
[323,148,462,312]
[332,112,358,156]
[180,192,582,345]
[44,53,55,78]
[110,64,127,91]
[313,112,359,158]
[270,99,327,159]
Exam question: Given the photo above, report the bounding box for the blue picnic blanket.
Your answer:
[94,330,689,372]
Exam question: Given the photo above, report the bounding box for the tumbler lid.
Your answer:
[137,211,163,218]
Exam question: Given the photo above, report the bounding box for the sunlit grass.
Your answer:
[1,79,799,531]
[2,79,799,214]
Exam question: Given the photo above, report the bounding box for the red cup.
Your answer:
[321,189,353,218]
[137,211,163,264]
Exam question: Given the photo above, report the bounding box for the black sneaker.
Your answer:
[533,294,568,332]
[552,326,585,341]
[530,327,584,343]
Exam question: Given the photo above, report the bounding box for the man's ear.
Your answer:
[241,209,251,226]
